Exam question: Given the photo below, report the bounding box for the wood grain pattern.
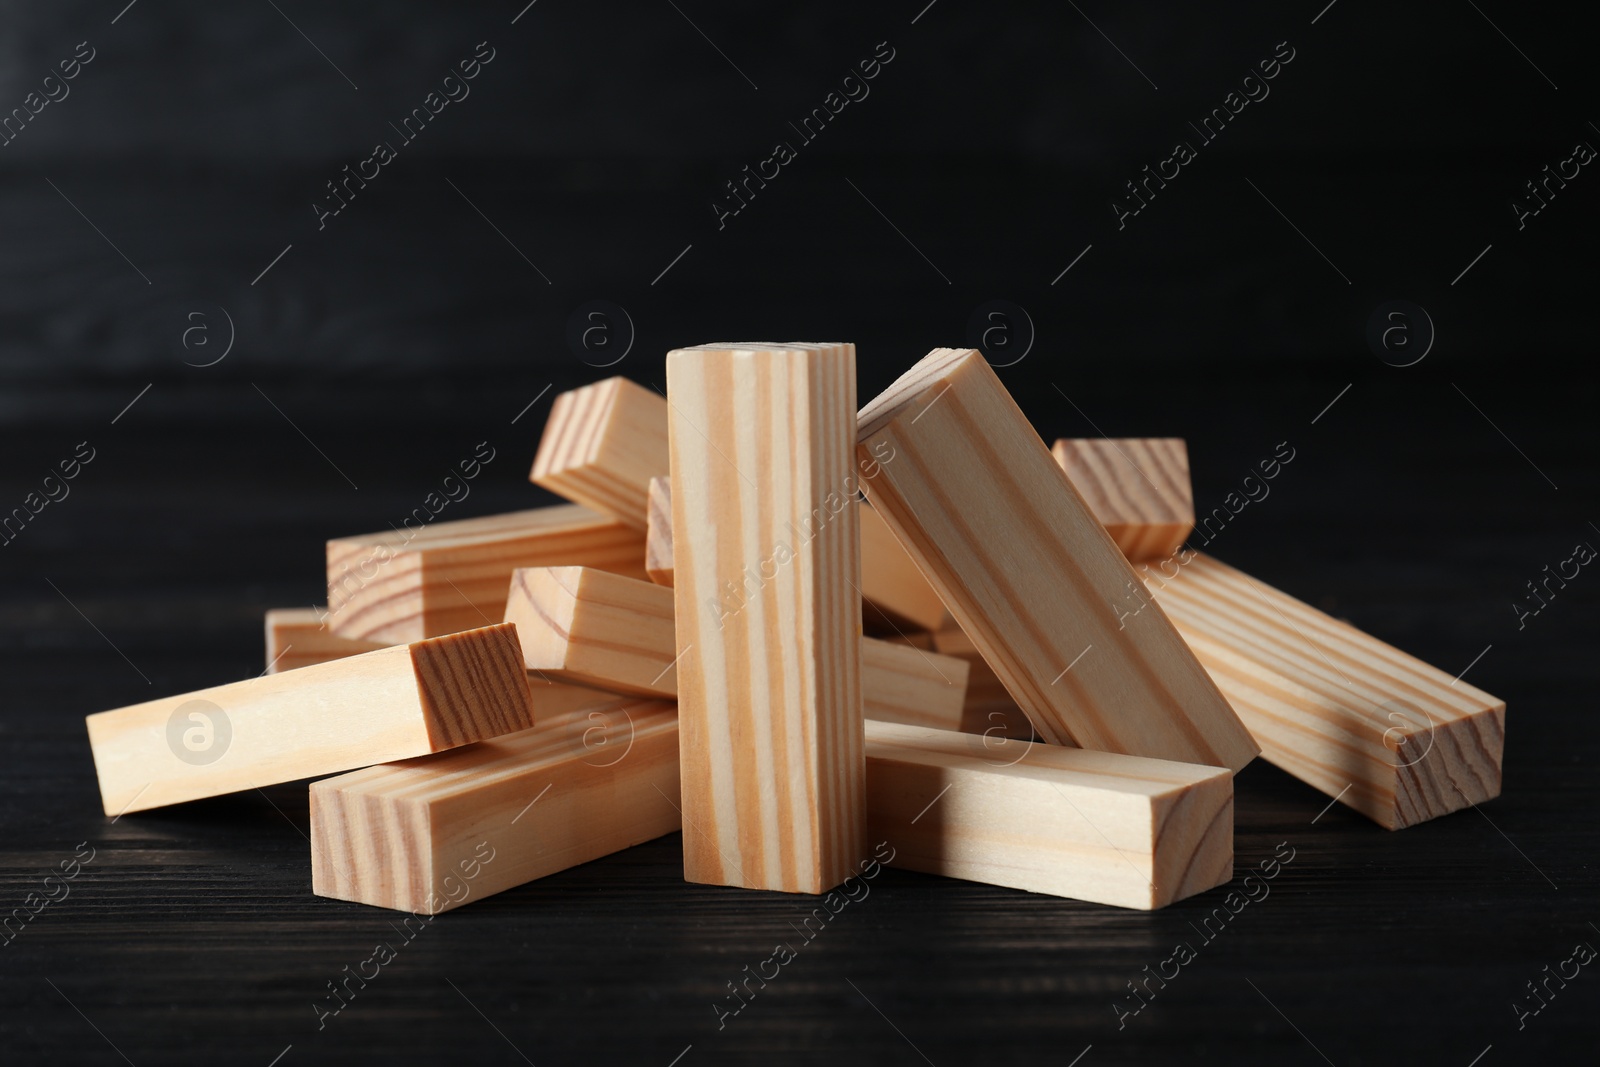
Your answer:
[326,504,647,644]
[1141,551,1506,829]
[1051,437,1193,562]
[856,348,1257,771]
[930,625,1037,741]
[264,606,386,673]
[667,342,864,893]
[866,720,1233,909]
[311,696,680,914]
[505,565,968,729]
[86,624,536,816]
[645,475,674,587]
[530,377,669,529]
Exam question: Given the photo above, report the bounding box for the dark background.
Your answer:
[2,1,1595,1063]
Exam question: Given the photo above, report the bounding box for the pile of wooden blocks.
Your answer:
[84,345,1507,913]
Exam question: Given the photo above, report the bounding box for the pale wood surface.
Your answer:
[311,697,680,914]
[326,503,647,644]
[859,501,950,632]
[264,607,386,673]
[86,624,536,816]
[930,625,1038,741]
[505,565,968,728]
[530,377,669,529]
[1051,437,1194,562]
[1142,551,1506,829]
[856,348,1257,771]
[668,342,865,893]
[645,475,674,586]
[866,720,1233,910]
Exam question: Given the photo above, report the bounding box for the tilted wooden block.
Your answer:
[856,348,1257,771]
[530,377,668,529]
[1051,437,1193,562]
[865,720,1233,909]
[505,566,967,727]
[311,696,679,914]
[326,504,647,644]
[668,342,864,893]
[86,624,536,816]
[1141,551,1506,829]
[265,607,386,673]
[859,502,949,633]
[645,475,674,586]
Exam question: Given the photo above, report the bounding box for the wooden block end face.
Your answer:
[1051,438,1195,563]
[530,377,666,529]
[667,342,867,895]
[1148,774,1234,908]
[1388,702,1506,830]
[409,623,537,750]
[504,567,584,672]
[325,537,427,644]
[311,781,439,914]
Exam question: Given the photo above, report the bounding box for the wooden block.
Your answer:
[856,348,1257,771]
[265,607,386,673]
[668,342,864,893]
[1051,438,1193,562]
[645,476,674,587]
[530,377,668,529]
[505,565,968,729]
[859,503,949,632]
[326,504,647,644]
[866,720,1232,909]
[86,624,536,816]
[1141,552,1506,829]
[311,697,679,914]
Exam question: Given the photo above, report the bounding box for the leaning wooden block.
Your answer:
[311,697,679,914]
[1051,438,1193,562]
[930,625,1036,741]
[326,504,647,644]
[530,377,668,529]
[669,342,864,893]
[645,476,674,587]
[506,565,968,729]
[857,348,1257,771]
[866,720,1232,909]
[86,624,536,816]
[1141,551,1506,829]
[265,607,386,673]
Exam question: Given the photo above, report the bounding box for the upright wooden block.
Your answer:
[668,342,865,893]
[1051,438,1193,562]
[856,349,1257,771]
[312,697,680,914]
[326,504,647,644]
[866,720,1233,909]
[1141,552,1506,829]
[530,377,669,529]
[86,624,536,816]
[264,607,386,673]
[859,503,949,632]
[505,565,966,728]
[645,476,675,586]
